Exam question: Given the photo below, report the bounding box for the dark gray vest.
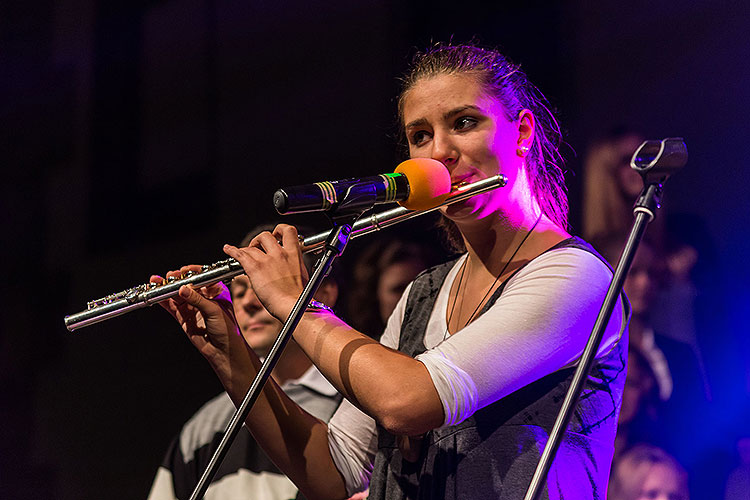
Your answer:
[368,237,627,500]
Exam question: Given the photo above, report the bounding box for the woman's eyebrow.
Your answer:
[404,117,428,130]
[443,105,480,121]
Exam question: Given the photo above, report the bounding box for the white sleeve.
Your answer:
[327,398,378,495]
[146,467,177,500]
[415,248,627,427]
[326,284,411,495]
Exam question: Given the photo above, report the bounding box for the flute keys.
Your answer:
[125,289,139,304]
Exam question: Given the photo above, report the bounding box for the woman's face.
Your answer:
[402,73,528,222]
[230,275,283,357]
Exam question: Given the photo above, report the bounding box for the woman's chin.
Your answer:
[442,196,500,224]
[441,200,477,220]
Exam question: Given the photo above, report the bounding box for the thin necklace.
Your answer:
[445,213,543,338]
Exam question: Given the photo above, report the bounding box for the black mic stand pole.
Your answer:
[523,138,688,500]
[188,184,379,500]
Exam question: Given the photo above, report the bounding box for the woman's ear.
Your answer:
[517,109,535,154]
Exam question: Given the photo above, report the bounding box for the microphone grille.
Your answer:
[394,158,451,210]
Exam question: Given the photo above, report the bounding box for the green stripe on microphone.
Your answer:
[383,173,400,202]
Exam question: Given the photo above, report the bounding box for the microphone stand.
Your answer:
[188,183,378,500]
[523,138,688,500]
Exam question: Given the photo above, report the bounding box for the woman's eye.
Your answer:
[410,130,430,146]
[454,116,478,131]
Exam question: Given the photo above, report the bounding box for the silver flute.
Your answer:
[64,175,507,331]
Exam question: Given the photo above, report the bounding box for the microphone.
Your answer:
[273,158,452,214]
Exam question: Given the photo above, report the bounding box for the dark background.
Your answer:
[2,1,749,498]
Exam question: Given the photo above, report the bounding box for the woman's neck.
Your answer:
[445,211,568,334]
[457,211,568,275]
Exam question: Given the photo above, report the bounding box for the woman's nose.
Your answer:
[431,132,458,166]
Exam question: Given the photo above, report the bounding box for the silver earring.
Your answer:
[516,145,530,157]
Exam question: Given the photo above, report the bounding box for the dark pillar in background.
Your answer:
[0,1,79,498]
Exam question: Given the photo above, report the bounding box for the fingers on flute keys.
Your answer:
[149,264,215,310]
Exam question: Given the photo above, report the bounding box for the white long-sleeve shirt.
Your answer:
[327,247,627,495]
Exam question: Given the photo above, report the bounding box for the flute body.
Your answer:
[64,175,506,331]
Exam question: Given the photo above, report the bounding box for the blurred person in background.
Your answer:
[147,225,342,500]
[595,237,708,466]
[582,132,709,388]
[581,129,656,246]
[347,237,439,340]
[725,436,750,500]
[615,345,660,460]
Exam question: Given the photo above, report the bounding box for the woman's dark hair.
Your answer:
[398,44,568,249]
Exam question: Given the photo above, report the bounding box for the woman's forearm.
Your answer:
[163,281,350,500]
[291,311,444,436]
[215,344,350,500]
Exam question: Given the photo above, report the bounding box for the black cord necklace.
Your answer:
[445,213,543,337]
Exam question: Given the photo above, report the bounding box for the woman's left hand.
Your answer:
[223,224,309,321]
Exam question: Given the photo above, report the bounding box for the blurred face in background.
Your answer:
[637,463,689,500]
[230,275,282,357]
[377,259,426,322]
[609,445,689,500]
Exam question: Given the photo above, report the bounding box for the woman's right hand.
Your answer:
[150,265,256,389]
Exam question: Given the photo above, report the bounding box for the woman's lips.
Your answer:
[451,173,485,190]
[450,175,474,187]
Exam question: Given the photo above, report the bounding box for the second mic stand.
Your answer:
[523,138,688,500]
[188,185,374,500]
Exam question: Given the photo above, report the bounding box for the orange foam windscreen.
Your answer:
[394,158,452,211]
